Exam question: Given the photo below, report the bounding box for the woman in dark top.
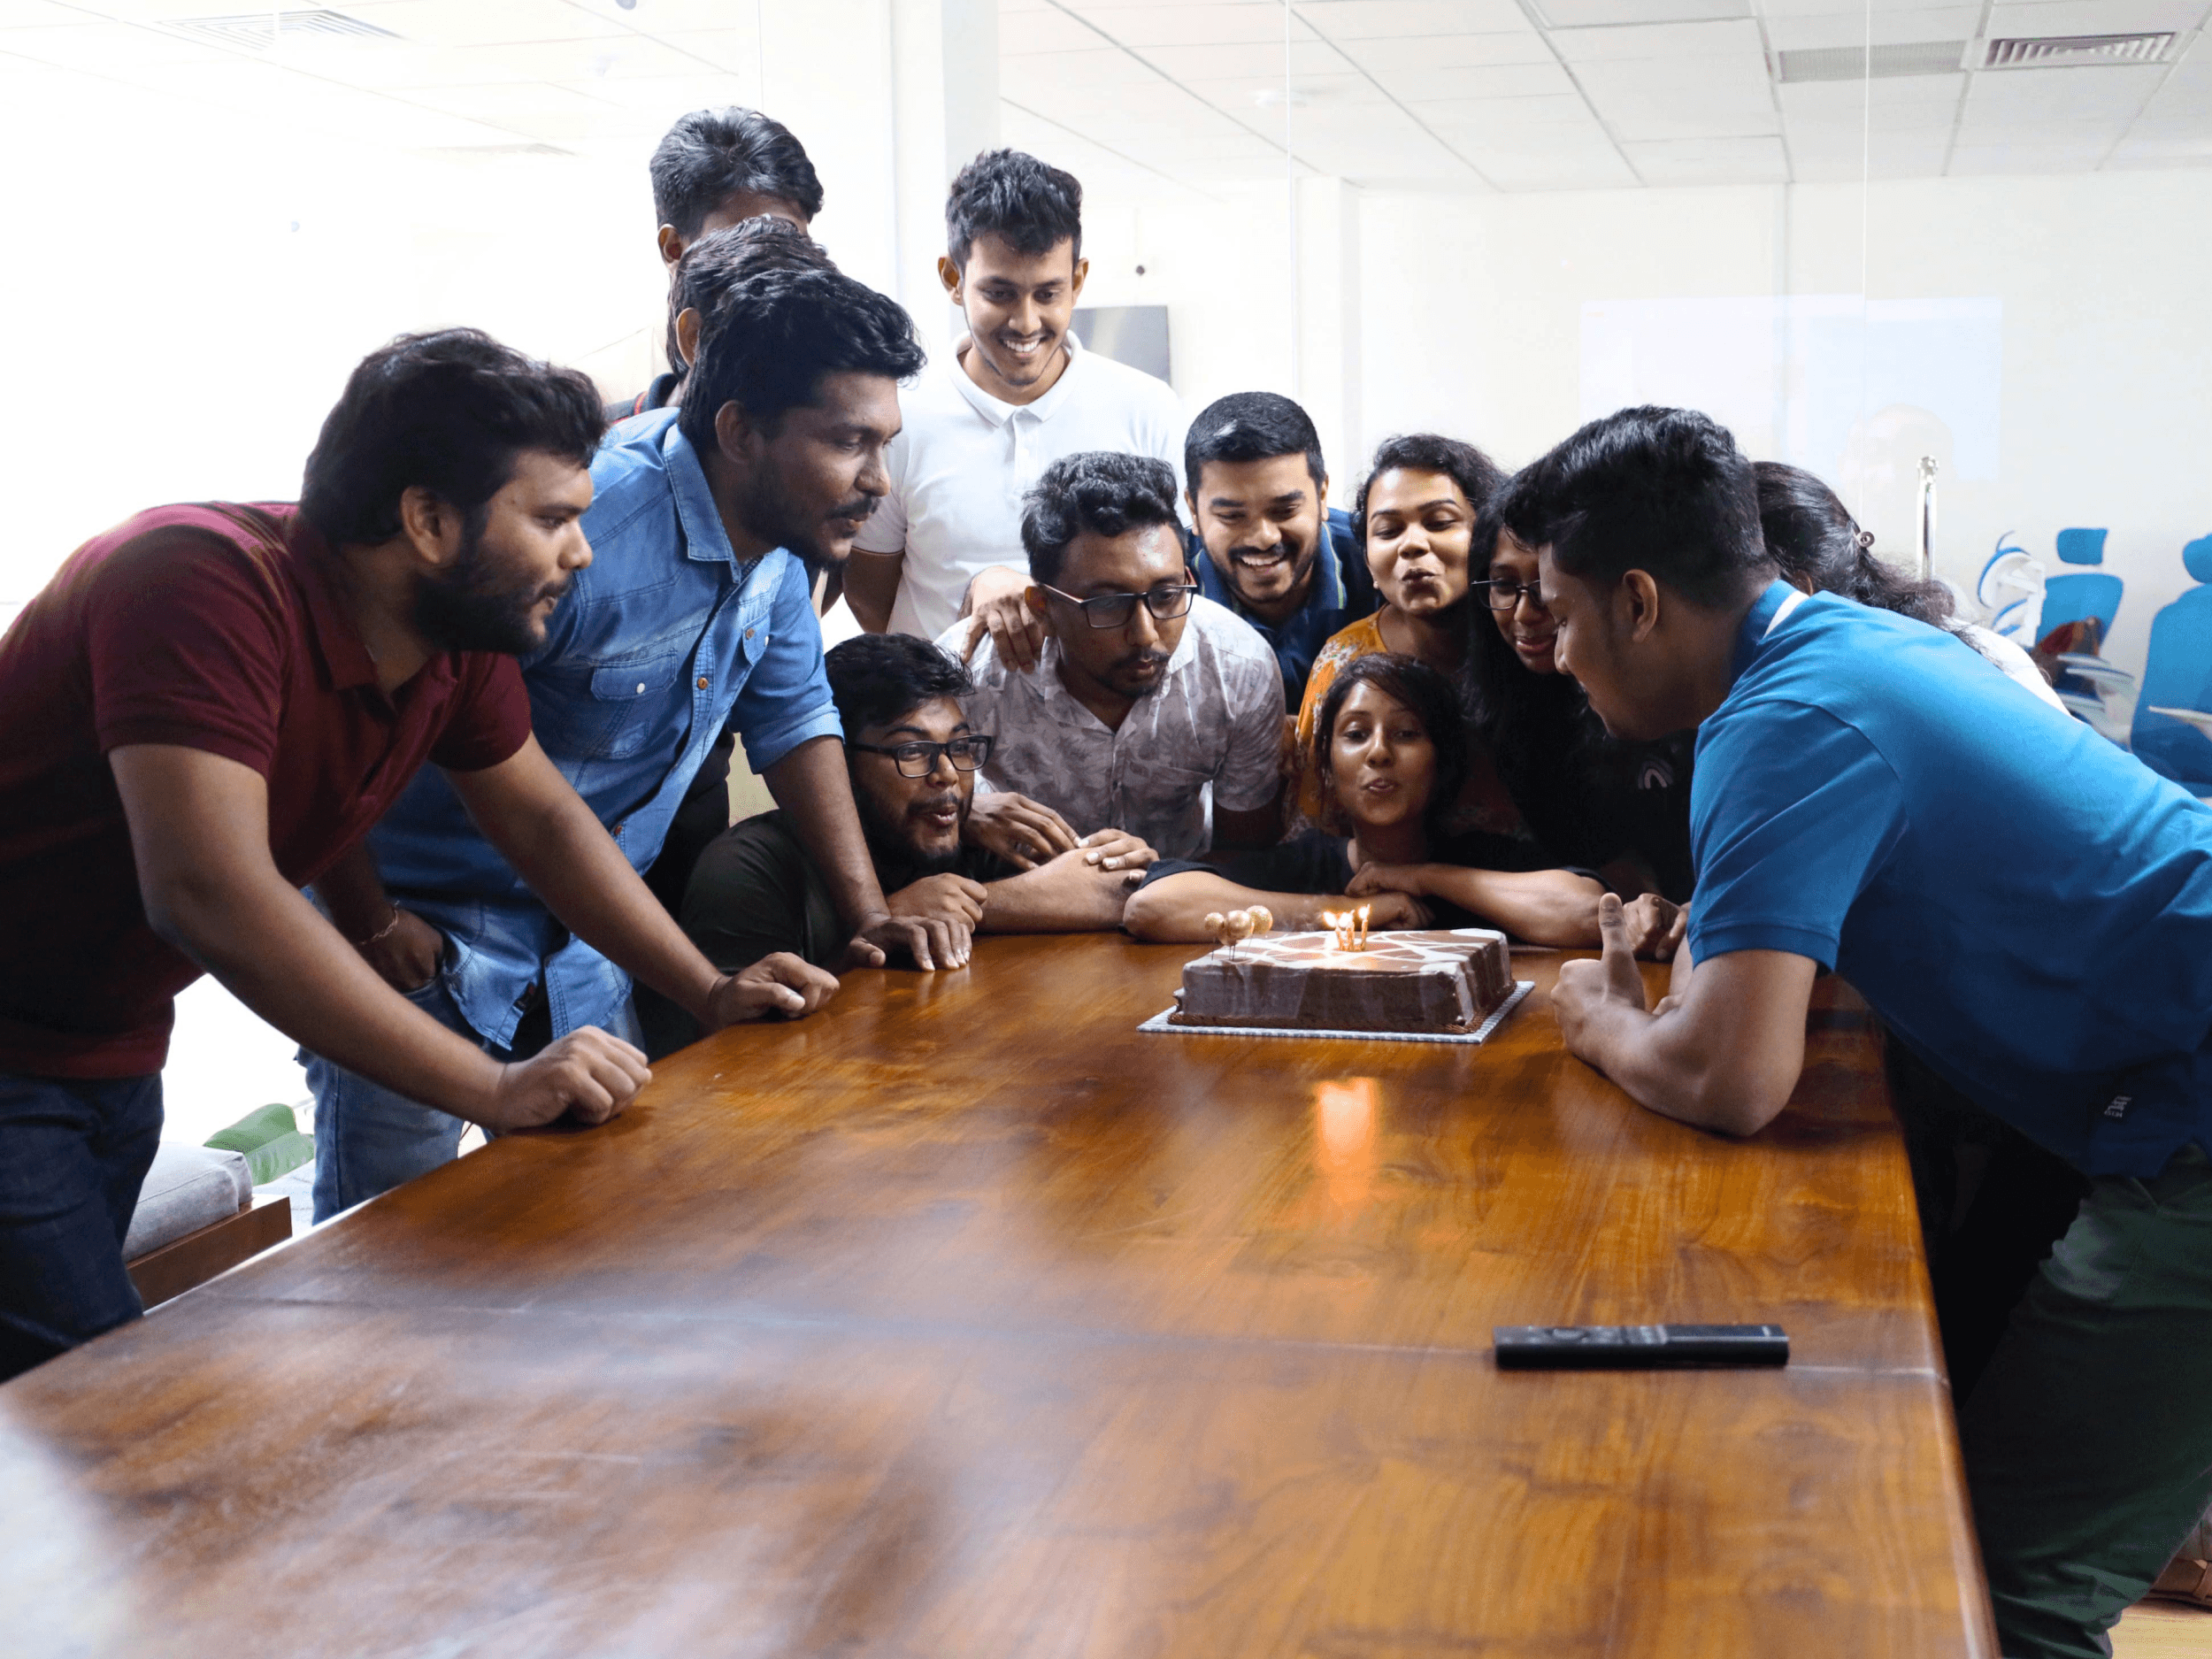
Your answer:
[1125,655,1681,950]
[1465,501,1698,902]
[1755,462,2063,711]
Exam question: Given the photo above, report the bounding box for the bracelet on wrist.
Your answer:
[350,908,404,949]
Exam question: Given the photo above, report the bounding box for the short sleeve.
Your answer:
[850,433,910,556]
[88,532,291,773]
[680,816,819,972]
[1214,638,1287,814]
[727,558,844,773]
[1686,702,1906,971]
[428,654,533,772]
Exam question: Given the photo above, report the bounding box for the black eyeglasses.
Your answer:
[1471,579,1549,614]
[1039,582,1199,629]
[848,735,995,778]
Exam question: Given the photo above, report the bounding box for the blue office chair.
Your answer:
[2130,535,2212,795]
[2038,527,2124,648]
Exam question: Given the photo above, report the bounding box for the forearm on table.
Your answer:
[1123,873,1335,942]
[978,857,1131,933]
[1571,953,1813,1137]
[844,549,901,634]
[1415,866,1604,947]
[763,736,890,932]
[156,871,506,1120]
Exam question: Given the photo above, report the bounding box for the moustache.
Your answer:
[908,791,961,818]
[829,495,879,526]
[1110,649,1172,676]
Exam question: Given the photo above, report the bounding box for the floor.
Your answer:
[2112,1600,2212,1656]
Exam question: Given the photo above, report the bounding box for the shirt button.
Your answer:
[634,682,646,695]
[745,628,755,641]
[696,676,710,690]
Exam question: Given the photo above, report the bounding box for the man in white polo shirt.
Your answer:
[937,452,1284,861]
[848,150,1184,663]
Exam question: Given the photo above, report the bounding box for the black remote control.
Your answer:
[1494,1323,1788,1370]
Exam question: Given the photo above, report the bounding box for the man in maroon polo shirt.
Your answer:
[0,328,837,1380]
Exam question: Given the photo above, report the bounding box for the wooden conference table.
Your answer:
[0,935,1994,1657]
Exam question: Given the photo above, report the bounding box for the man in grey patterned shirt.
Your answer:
[936,451,1284,861]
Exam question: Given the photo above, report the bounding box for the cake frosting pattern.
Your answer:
[1170,928,1514,1033]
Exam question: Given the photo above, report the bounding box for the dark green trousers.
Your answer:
[1961,1142,2212,1657]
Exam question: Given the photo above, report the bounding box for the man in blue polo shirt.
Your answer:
[1183,391,1371,710]
[1524,405,2212,1659]
[307,233,968,1220]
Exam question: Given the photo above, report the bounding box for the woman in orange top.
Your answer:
[1293,434,1525,849]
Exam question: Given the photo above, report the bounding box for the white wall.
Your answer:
[1065,166,2212,682]
[1356,172,2212,680]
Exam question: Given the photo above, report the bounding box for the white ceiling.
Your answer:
[1007,0,2212,190]
[0,0,2204,192]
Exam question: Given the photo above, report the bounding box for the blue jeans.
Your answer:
[0,1071,164,1381]
[303,966,640,1225]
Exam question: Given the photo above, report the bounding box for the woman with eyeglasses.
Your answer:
[1126,654,1681,952]
[1465,503,1699,905]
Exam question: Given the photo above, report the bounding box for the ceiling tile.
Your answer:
[1763,9,1981,49]
[1294,0,1537,38]
[1064,4,1319,49]
[1128,38,1355,77]
[1182,69,1390,109]
[1468,142,1642,186]
[1779,74,1967,113]
[1786,127,1955,176]
[1983,0,2212,34]
[336,1,631,49]
[651,29,761,76]
[1620,132,1789,178]
[1947,137,2112,170]
[1005,46,1173,88]
[1965,62,2167,117]
[1550,17,1769,58]
[0,1,86,24]
[1540,0,1751,19]
[1388,60,1581,97]
[1416,89,1610,124]
[0,21,233,71]
[1337,32,1556,73]
[1572,50,1774,98]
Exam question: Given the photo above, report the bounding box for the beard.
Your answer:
[854,780,967,888]
[412,511,567,657]
[741,466,878,575]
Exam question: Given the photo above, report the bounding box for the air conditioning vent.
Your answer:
[161,10,398,50]
[1777,41,1967,82]
[1977,32,2175,68]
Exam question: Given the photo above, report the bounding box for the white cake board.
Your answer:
[1138,979,1533,1046]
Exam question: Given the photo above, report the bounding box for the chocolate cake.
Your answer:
[1169,928,1514,1034]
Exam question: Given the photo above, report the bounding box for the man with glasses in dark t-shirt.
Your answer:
[0,330,829,1380]
[676,634,1151,1014]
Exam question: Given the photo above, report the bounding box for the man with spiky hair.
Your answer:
[846,148,1184,667]
[608,104,826,422]
[305,245,960,1222]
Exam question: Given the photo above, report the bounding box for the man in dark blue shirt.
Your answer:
[1184,391,1373,710]
[1519,405,2212,1659]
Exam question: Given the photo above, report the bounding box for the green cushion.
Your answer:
[206,1104,315,1186]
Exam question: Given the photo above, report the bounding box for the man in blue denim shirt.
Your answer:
[308,237,955,1220]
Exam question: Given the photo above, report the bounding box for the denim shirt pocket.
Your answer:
[584,651,692,760]
[526,649,685,762]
